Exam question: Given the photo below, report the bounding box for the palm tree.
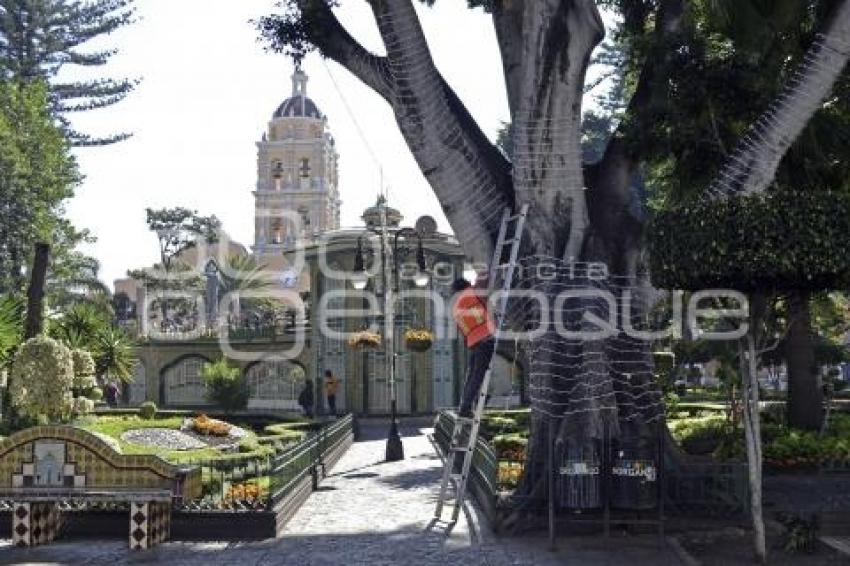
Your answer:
[219,255,276,322]
[219,254,273,295]
[92,325,136,385]
[50,302,110,351]
[47,251,114,317]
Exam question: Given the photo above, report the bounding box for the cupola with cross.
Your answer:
[253,68,341,256]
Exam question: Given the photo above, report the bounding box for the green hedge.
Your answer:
[263,421,314,435]
[649,189,850,291]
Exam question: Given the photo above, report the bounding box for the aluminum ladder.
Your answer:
[433,204,529,524]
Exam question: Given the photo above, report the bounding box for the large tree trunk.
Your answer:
[268,0,850,512]
[786,290,821,430]
[23,243,49,339]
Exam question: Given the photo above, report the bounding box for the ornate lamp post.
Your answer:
[351,199,429,462]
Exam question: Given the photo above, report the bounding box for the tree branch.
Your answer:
[492,0,525,116]
[360,0,514,261]
[583,0,684,272]
[594,0,684,208]
[506,0,604,257]
[259,0,393,100]
[709,0,850,199]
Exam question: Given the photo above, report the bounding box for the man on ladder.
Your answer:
[451,275,495,419]
[434,205,528,523]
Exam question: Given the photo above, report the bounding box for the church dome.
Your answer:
[273,69,323,119]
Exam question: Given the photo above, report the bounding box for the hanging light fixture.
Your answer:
[413,238,429,288]
[351,237,369,290]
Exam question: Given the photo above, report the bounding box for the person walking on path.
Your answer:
[104,381,121,408]
[298,378,314,418]
[324,370,340,416]
[451,277,495,418]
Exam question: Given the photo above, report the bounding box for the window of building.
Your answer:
[300,158,311,178]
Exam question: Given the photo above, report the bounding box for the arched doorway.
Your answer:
[162,355,212,407]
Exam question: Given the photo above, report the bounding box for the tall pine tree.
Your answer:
[0,0,137,145]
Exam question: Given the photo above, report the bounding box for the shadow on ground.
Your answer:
[0,527,686,566]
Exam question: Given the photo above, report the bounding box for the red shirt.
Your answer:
[452,288,495,348]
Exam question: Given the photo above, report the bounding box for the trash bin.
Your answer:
[610,429,659,510]
[556,440,602,510]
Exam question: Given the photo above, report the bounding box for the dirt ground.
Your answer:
[679,526,845,565]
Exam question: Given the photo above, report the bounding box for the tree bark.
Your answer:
[786,290,821,430]
[23,242,49,340]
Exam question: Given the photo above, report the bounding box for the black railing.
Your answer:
[267,415,353,506]
[181,415,354,511]
[434,410,749,522]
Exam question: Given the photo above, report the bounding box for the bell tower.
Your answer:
[253,68,341,257]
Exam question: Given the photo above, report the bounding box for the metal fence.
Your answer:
[434,410,749,521]
[664,461,750,516]
[433,412,499,515]
[268,415,353,507]
[182,415,354,511]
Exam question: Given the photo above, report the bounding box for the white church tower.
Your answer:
[253,69,341,259]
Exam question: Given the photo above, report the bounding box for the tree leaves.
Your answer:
[649,188,850,291]
[0,0,138,145]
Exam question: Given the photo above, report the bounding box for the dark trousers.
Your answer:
[459,338,495,415]
[327,394,337,415]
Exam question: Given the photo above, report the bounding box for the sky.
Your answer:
[63,0,514,288]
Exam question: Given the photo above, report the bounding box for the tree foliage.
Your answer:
[650,188,850,291]
[0,295,22,365]
[0,80,80,294]
[0,0,138,145]
[90,324,135,384]
[201,358,248,413]
[9,335,74,421]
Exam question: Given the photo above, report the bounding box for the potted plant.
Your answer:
[347,330,382,350]
[404,328,433,352]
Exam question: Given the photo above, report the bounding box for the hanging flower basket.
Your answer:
[348,330,382,350]
[404,329,434,352]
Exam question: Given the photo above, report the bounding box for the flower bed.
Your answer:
[192,414,231,437]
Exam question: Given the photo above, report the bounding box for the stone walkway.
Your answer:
[0,422,683,565]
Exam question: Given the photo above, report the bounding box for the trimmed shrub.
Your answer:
[201,359,248,413]
[263,421,314,435]
[650,188,850,291]
[257,431,305,451]
[9,336,74,422]
[72,396,95,415]
[88,386,104,401]
[139,401,157,420]
[482,415,519,435]
[71,349,96,390]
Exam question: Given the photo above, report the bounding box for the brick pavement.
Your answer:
[0,422,683,565]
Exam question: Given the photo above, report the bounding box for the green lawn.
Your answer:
[76,415,269,464]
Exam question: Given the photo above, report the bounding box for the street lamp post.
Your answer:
[351,200,429,462]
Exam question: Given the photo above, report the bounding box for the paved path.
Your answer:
[0,423,683,565]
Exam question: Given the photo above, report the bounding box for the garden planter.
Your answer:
[347,331,381,350]
[404,329,433,352]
